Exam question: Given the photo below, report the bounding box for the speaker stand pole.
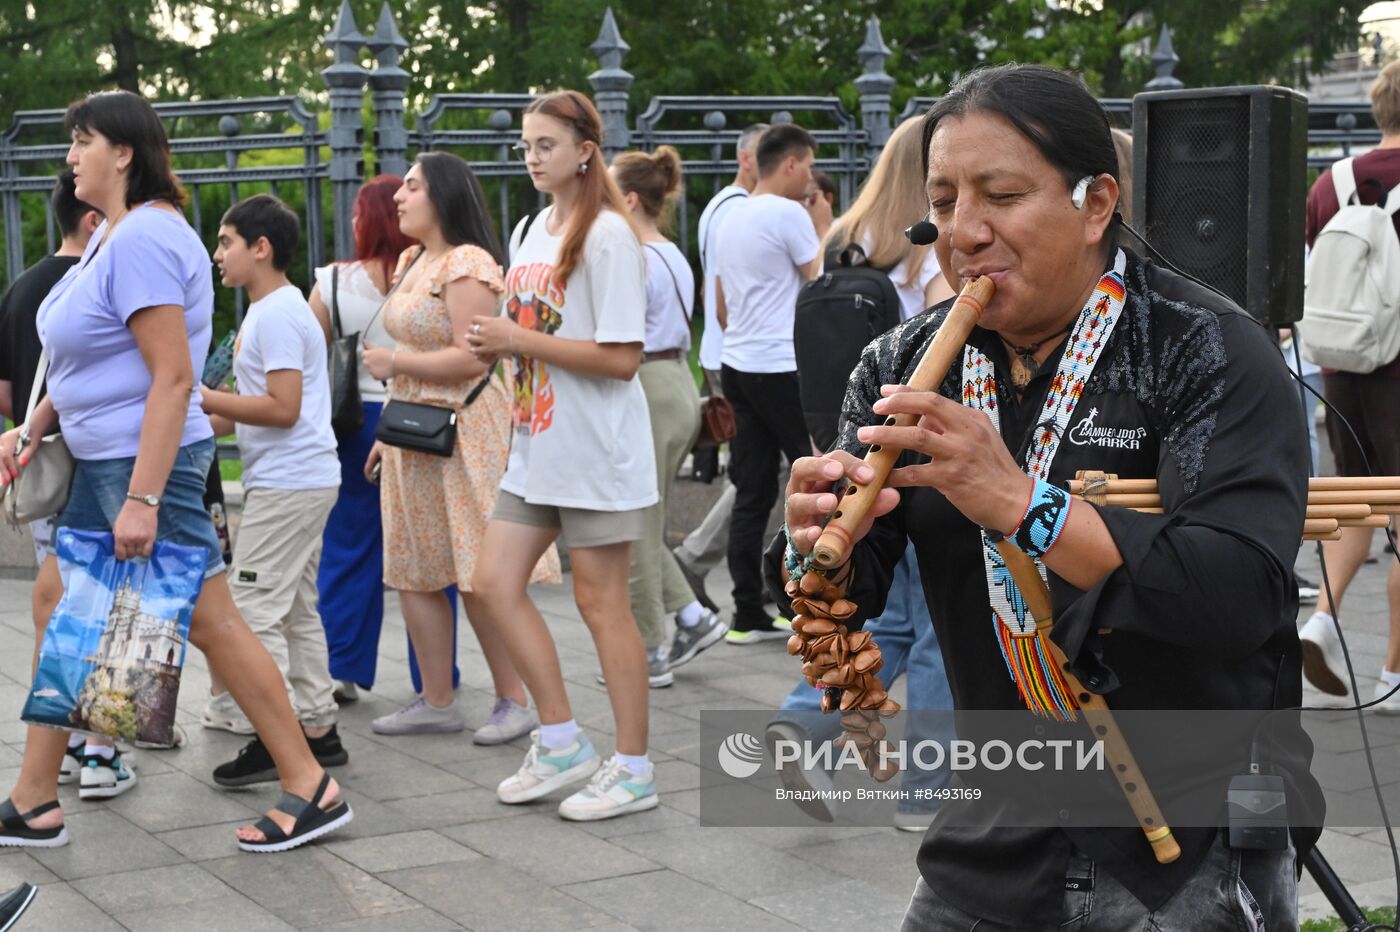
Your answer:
[1302,847,1385,932]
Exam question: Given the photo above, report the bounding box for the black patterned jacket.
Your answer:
[765,248,1322,925]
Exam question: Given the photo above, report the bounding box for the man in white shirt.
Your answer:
[712,123,824,642]
[674,123,768,605]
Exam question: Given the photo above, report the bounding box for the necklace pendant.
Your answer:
[1009,355,1033,390]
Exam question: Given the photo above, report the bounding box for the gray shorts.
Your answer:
[491,490,646,549]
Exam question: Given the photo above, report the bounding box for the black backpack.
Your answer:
[793,244,903,451]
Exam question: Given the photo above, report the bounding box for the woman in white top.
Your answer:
[307,175,472,707]
[610,146,726,682]
[824,118,956,319]
[465,90,660,822]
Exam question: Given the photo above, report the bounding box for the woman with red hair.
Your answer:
[304,175,455,705]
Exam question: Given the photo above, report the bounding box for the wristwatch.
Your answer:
[126,491,162,508]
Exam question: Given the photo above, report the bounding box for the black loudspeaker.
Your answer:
[1132,86,1308,325]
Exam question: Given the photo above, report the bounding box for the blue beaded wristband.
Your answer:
[1009,479,1071,559]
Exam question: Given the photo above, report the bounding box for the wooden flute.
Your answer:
[810,275,995,569]
[995,542,1181,864]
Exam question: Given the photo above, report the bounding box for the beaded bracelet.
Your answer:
[1008,478,1071,559]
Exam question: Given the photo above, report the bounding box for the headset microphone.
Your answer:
[904,220,939,245]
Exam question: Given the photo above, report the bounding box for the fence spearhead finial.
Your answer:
[590,7,631,71]
[367,3,408,64]
[1145,23,1184,91]
[857,15,892,73]
[324,0,367,64]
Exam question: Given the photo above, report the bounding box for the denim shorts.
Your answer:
[49,437,227,579]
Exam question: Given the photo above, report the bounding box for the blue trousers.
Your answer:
[316,401,459,691]
[779,541,954,799]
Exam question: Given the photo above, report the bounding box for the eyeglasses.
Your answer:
[512,140,560,162]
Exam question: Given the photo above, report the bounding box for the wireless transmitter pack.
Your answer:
[1226,769,1290,851]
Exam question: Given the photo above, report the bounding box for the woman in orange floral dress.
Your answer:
[363,152,558,740]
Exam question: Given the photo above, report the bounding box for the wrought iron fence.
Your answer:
[0,0,1385,300]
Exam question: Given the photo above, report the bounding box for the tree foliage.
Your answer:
[1,0,1375,126]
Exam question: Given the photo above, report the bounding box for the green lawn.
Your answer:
[216,436,242,483]
[1301,907,1396,931]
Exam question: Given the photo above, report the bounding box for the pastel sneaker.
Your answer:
[558,757,659,822]
[497,730,598,804]
[372,697,466,735]
[473,697,538,746]
[78,750,137,800]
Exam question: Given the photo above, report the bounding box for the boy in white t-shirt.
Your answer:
[200,194,347,785]
[712,123,824,642]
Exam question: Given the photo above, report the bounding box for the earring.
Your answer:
[578,161,589,176]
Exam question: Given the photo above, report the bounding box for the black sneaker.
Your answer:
[213,737,277,787]
[307,725,349,768]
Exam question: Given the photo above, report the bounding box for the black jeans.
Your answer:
[901,832,1296,931]
[721,365,813,630]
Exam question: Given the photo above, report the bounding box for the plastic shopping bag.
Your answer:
[22,528,206,744]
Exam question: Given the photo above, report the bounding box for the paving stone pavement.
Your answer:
[0,509,1395,928]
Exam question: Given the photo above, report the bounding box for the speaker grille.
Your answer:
[1143,97,1251,307]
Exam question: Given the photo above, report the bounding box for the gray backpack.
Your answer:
[1300,157,1400,373]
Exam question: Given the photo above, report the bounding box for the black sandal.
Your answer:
[236,774,353,853]
[0,798,67,848]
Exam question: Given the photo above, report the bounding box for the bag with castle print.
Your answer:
[22,528,205,745]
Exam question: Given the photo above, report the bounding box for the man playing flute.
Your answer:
[769,64,1322,931]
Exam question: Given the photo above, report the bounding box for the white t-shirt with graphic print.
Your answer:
[500,207,658,512]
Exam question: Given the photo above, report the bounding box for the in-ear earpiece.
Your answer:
[1071,175,1095,210]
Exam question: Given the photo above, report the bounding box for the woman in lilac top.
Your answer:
[0,90,351,854]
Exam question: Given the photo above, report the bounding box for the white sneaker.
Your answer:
[1372,679,1400,714]
[78,751,137,800]
[1298,613,1349,697]
[473,697,538,745]
[558,757,659,822]
[497,730,598,804]
[372,696,466,735]
[201,691,255,735]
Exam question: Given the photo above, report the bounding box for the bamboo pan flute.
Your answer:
[1067,475,1400,542]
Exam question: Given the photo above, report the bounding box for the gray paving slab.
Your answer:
[204,848,422,927]
[751,875,913,929]
[103,769,264,832]
[114,893,300,932]
[304,908,466,931]
[562,868,805,932]
[11,881,127,931]
[442,812,660,885]
[379,858,621,931]
[72,862,236,914]
[323,829,482,873]
[28,809,186,880]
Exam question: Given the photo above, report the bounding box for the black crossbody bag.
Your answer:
[371,248,498,457]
